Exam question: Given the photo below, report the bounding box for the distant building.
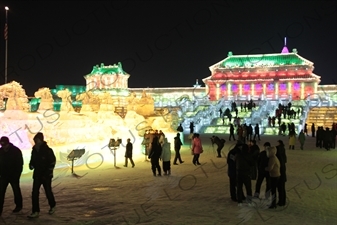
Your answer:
[203,48,320,101]
[49,42,335,109]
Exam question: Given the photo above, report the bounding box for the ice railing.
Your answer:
[244,100,268,125]
[181,97,228,133]
[259,100,280,134]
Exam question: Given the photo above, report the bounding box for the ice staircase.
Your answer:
[263,100,307,135]
[201,106,257,134]
[179,98,229,133]
[305,107,337,128]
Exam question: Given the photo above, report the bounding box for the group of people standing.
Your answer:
[0,132,56,218]
[144,131,205,176]
[229,123,261,142]
[145,131,172,176]
[227,139,287,209]
[312,123,337,151]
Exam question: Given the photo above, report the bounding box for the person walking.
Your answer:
[27,132,56,218]
[253,124,261,141]
[288,131,296,150]
[229,124,236,141]
[191,133,203,165]
[0,136,23,216]
[124,138,135,168]
[148,136,162,176]
[173,133,184,165]
[298,130,306,150]
[161,138,171,175]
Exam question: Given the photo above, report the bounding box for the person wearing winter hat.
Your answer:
[27,132,56,218]
[0,136,23,216]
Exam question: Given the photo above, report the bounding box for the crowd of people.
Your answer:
[227,140,287,209]
[218,100,258,126]
[268,102,302,127]
[1,116,333,218]
[282,123,337,151]
[314,124,337,150]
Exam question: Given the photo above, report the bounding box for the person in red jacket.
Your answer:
[191,133,203,165]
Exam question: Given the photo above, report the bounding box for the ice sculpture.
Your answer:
[34,87,53,110]
[135,90,154,117]
[57,89,74,112]
[0,81,29,111]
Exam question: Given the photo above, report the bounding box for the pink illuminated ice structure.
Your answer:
[281,37,289,53]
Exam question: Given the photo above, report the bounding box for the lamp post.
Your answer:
[4,6,9,84]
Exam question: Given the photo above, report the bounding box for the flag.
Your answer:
[4,23,8,40]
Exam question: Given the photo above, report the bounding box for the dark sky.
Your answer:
[0,1,336,96]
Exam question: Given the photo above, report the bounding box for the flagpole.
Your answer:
[5,6,9,84]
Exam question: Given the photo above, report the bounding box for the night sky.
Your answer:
[0,1,336,96]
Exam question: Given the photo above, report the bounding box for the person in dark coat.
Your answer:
[235,143,254,205]
[253,124,260,141]
[316,126,323,148]
[173,133,184,165]
[229,124,236,141]
[0,136,23,216]
[189,122,195,134]
[323,128,333,151]
[304,123,308,136]
[311,123,315,137]
[27,132,56,218]
[124,138,135,168]
[276,140,287,206]
[249,140,260,180]
[211,136,226,158]
[332,127,337,149]
[254,142,271,199]
[148,136,162,176]
[177,124,184,132]
[227,142,245,202]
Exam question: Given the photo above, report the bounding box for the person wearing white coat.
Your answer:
[161,138,171,175]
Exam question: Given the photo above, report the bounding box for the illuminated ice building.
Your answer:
[130,42,337,135]
[0,42,336,149]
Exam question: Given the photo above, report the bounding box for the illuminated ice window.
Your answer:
[220,84,226,91]
[267,83,274,91]
[280,83,287,90]
[294,82,300,90]
[255,84,262,90]
[232,84,238,91]
[244,84,250,91]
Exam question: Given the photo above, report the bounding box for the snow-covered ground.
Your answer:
[1,134,336,225]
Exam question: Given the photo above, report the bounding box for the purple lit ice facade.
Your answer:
[220,84,226,91]
[255,84,262,90]
[232,84,237,91]
[279,83,287,91]
[267,83,274,91]
[294,82,300,90]
[243,84,250,91]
